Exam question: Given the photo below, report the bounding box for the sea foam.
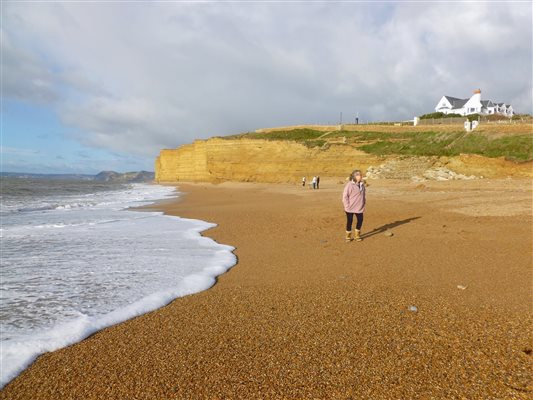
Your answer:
[0,183,236,387]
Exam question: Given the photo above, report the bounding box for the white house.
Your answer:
[435,89,514,117]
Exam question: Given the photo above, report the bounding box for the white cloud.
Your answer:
[3,2,531,158]
[1,30,58,103]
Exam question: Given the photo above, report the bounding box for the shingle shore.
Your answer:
[2,179,531,399]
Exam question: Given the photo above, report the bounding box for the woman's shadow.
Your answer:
[361,217,421,239]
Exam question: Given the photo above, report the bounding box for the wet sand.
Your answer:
[2,178,532,399]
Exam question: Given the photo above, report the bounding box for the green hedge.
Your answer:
[419,112,463,119]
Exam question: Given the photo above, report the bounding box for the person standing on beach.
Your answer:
[312,176,317,190]
[342,170,366,242]
[302,176,306,187]
[316,176,320,189]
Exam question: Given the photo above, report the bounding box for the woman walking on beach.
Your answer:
[342,170,366,242]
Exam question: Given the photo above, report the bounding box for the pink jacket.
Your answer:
[342,181,366,213]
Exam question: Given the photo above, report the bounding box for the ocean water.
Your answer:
[0,178,236,387]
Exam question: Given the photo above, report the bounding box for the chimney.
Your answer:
[470,89,482,111]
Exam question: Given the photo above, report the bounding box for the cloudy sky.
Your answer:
[2,1,531,174]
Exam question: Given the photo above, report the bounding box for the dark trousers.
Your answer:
[346,212,363,231]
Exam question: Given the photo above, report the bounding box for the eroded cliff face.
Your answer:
[155,138,382,183]
[155,138,533,183]
[445,154,532,178]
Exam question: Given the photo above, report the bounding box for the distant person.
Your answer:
[316,176,320,189]
[342,170,366,242]
[312,176,317,190]
[302,176,306,187]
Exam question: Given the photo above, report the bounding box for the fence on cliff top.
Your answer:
[417,117,466,126]
[255,117,530,134]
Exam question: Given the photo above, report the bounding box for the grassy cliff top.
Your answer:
[222,123,533,162]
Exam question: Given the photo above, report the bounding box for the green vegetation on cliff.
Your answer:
[225,128,327,148]
[419,112,463,119]
[358,132,532,162]
[223,126,532,162]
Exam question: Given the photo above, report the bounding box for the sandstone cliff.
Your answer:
[155,137,532,183]
[155,138,383,183]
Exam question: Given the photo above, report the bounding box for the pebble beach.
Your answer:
[1,178,532,399]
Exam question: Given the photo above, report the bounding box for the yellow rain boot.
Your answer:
[345,231,353,242]
[354,229,362,242]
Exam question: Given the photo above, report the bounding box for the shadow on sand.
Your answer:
[361,216,421,239]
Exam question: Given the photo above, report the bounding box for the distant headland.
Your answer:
[1,171,155,183]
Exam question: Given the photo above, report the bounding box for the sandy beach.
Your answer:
[2,178,532,399]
